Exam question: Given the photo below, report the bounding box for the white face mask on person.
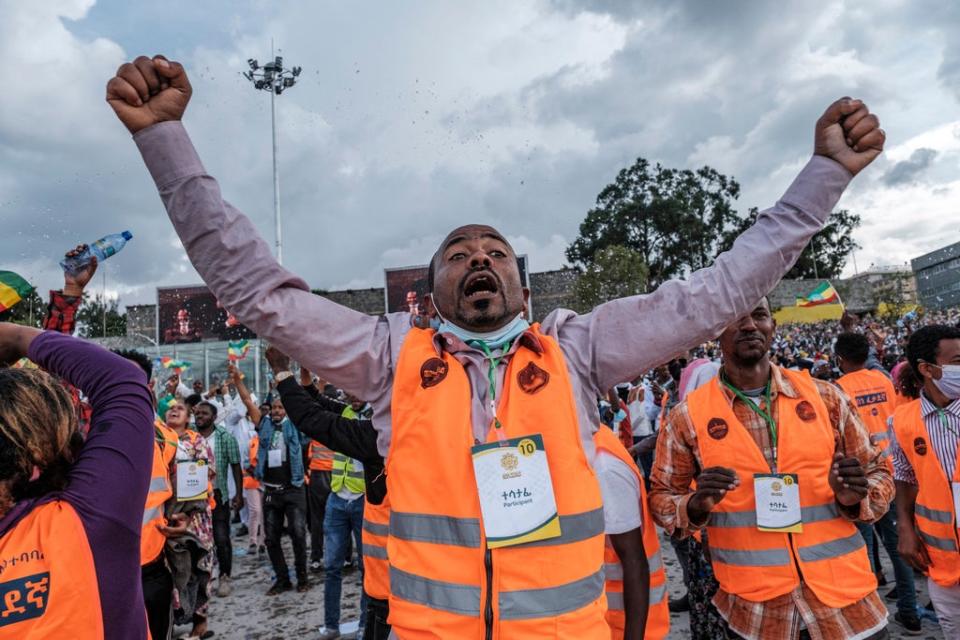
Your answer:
[931,363,960,400]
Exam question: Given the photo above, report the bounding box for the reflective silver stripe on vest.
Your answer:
[796,531,865,562]
[604,563,623,581]
[363,543,389,560]
[149,475,170,493]
[650,583,667,605]
[390,567,481,616]
[916,503,954,524]
[710,502,839,528]
[363,519,390,537]
[344,471,365,479]
[605,582,666,611]
[920,530,959,552]
[709,546,791,567]
[390,512,482,548]
[648,551,663,573]
[142,504,162,527]
[521,508,605,548]
[605,550,662,582]
[499,569,605,620]
[801,503,840,523]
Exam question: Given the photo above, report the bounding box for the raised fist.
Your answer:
[106,55,192,134]
[814,97,885,176]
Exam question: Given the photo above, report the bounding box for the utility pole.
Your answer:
[243,42,302,265]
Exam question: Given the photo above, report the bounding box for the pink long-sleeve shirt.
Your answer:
[134,121,852,459]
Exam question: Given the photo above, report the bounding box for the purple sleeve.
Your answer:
[27,331,154,638]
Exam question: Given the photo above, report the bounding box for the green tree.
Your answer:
[0,289,45,328]
[566,159,742,289]
[573,245,648,313]
[726,208,862,280]
[76,294,127,338]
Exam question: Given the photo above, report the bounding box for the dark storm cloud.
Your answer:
[882,148,938,186]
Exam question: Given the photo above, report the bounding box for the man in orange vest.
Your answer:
[593,425,669,639]
[834,332,920,633]
[649,298,893,640]
[107,56,886,636]
[891,325,960,636]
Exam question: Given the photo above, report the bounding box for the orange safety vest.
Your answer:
[386,326,607,639]
[243,436,261,490]
[141,420,178,565]
[891,399,960,586]
[836,369,897,471]
[362,495,391,600]
[308,440,336,472]
[593,427,669,640]
[686,369,875,607]
[0,501,102,638]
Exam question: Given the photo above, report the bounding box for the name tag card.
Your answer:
[471,434,561,548]
[268,448,283,468]
[952,482,960,526]
[176,460,208,502]
[754,473,802,533]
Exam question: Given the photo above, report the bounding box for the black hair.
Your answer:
[184,393,202,408]
[196,400,218,417]
[834,332,869,366]
[906,325,960,375]
[112,349,152,379]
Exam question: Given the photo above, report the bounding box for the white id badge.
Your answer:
[471,434,561,548]
[952,482,960,526]
[268,448,283,468]
[754,473,802,533]
[176,460,207,502]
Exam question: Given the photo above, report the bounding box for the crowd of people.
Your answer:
[5,52,960,640]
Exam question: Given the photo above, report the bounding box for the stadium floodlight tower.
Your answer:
[242,47,302,265]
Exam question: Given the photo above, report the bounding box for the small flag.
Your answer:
[161,357,191,373]
[795,281,841,308]
[227,340,251,362]
[0,271,34,313]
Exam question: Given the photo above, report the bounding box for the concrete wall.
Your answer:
[127,268,916,339]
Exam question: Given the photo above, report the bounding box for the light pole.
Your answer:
[243,45,302,265]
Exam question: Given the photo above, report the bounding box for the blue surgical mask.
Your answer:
[932,364,960,400]
[435,310,530,351]
[613,409,627,423]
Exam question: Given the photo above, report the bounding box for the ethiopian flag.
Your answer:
[227,340,250,362]
[0,271,34,313]
[161,357,191,373]
[796,281,841,308]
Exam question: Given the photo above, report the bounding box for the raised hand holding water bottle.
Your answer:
[62,245,98,298]
[60,231,133,277]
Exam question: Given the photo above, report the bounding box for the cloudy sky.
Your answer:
[3,0,959,306]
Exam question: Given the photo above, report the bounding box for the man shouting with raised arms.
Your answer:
[106,56,884,639]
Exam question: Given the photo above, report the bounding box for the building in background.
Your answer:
[912,240,960,309]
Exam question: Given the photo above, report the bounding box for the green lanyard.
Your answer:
[473,339,515,443]
[721,373,778,467]
[937,409,959,438]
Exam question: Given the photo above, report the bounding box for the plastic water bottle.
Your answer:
[60,231,133,275]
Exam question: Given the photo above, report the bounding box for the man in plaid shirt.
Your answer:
[194,401,244,597]
[43,244,98,435]
[650,298,894,640]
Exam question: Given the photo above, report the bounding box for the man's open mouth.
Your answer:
[462,272,499,300]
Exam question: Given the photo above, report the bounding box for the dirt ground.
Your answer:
[188,523,945,639]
